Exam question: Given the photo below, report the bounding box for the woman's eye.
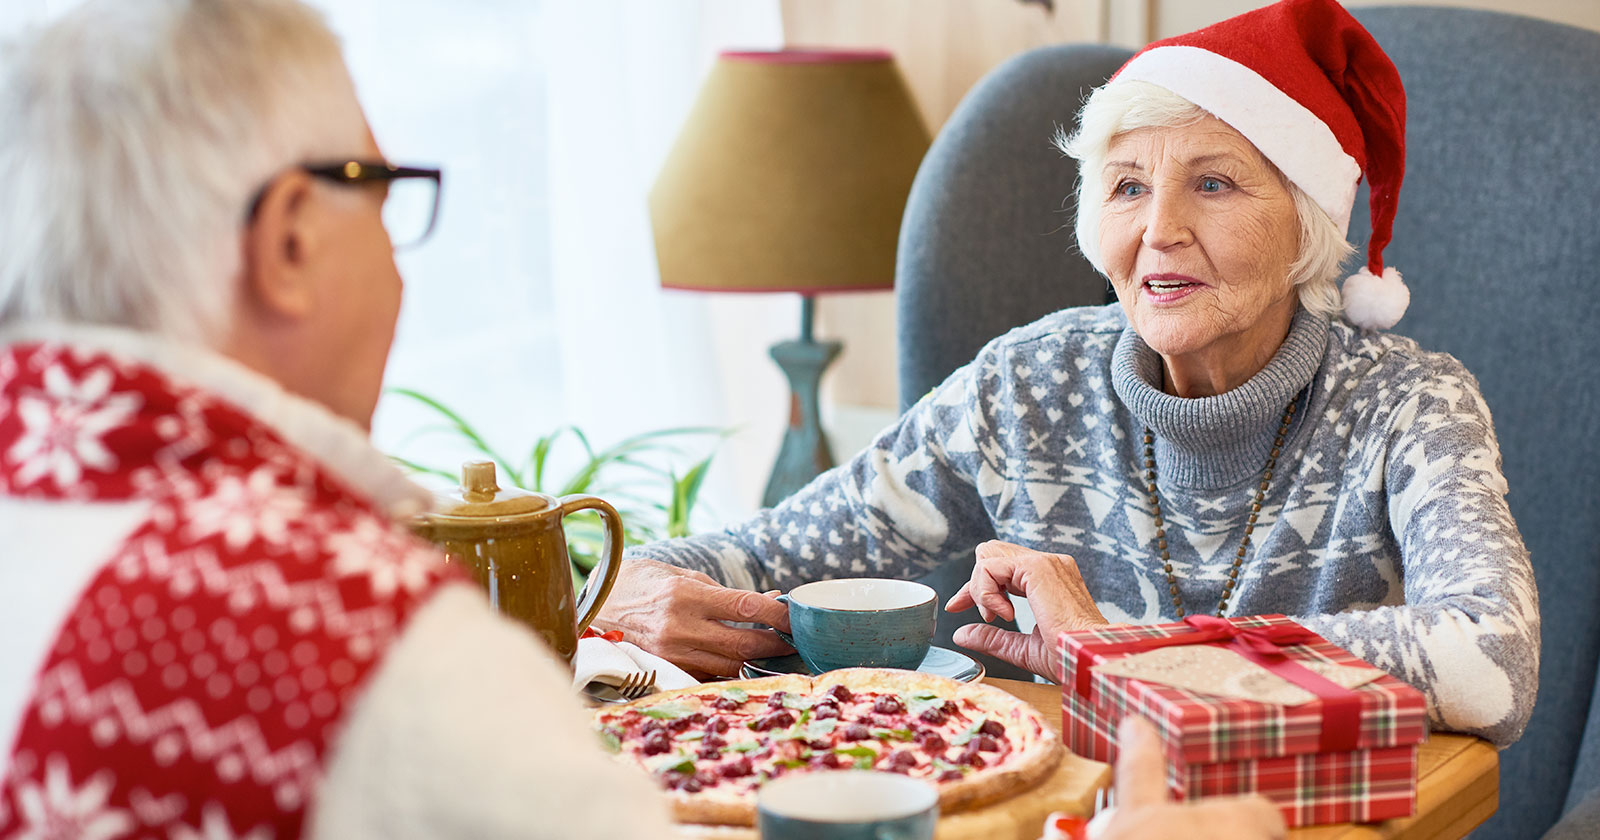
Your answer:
[1199,177,1226,193]
[1114,181,1145,198]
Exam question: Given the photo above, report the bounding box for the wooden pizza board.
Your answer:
[672,678,1111,840]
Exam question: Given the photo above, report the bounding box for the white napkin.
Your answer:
[572,637,699,693]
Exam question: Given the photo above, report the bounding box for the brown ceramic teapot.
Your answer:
[407,460,623,667]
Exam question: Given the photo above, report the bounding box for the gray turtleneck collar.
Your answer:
[1111,308,1330,490]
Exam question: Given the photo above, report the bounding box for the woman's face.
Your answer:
[1096,115,1301,386]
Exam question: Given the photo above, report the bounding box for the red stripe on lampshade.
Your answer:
[657,282,894,295]
[720,48,892,64]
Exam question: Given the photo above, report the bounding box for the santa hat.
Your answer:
[1109,0,1409,330]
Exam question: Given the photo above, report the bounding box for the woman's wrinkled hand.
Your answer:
[1092,716,1286,840]
[591,558,793,679]
[945,540,1110,680]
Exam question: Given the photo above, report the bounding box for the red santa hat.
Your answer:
[1109,0,1409,330]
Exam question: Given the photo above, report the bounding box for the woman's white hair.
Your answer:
[1056,80,1352,319]
[0,0,370,344]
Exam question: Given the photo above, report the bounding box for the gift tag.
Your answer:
[1091,645,1385,705]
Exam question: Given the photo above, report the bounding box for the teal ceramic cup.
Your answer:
[777,578,937,673]
[758,770,937,840]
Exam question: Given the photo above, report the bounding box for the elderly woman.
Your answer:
[602,0,1539,748]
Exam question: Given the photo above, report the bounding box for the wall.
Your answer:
[779,0,1600,438]
[1151,0,1600,42]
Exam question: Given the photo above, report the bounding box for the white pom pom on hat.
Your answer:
[1341,266,1409,330]
[1105,0,1411,330]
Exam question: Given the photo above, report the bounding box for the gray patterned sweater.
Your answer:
[629,305,1539,747]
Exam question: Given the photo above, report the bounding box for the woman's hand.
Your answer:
[591,558,793,678]
[946,540,1110,680]
[1091,716,1286,840]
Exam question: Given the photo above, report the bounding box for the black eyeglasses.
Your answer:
[247,160,444,250]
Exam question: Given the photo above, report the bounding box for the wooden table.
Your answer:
[990,677,1500,840]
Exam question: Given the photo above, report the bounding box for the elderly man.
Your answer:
[0,1,668,837]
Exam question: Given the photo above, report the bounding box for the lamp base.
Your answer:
[762,337,842,508]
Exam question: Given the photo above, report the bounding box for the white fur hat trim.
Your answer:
[1342,266,1409,331]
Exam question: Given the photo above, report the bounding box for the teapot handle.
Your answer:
[559,494,625,636]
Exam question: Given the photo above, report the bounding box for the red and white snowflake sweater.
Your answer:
[0,326,667,839]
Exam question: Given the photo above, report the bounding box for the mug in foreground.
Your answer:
[758,770,937,840]
[779,578,937,672]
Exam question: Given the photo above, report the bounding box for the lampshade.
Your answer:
[650,49,931,294]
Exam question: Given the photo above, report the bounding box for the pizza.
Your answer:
[592,668,1063,827]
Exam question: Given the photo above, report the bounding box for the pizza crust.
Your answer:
[595,669,1063,829]
[617,674,806,708]
[811,670,1062,812]
[670,788,754,826]
[937,716,1061,813]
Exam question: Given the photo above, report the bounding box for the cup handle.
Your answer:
[772,594,796,647]
[559,494,625,636]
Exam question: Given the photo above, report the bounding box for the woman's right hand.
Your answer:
[946,540,1111,680]
[590,558,793,678]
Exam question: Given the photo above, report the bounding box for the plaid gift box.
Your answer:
[1059,614,1428,827]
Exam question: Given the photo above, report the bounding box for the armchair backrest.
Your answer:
[893,7,1600,836]
[895,44,1128,412]
[894,43,1130,679]
[1346,8,1600,838]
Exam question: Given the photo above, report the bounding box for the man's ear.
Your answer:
[240,170,319,320]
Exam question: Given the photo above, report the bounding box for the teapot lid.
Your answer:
[432,460,550,518]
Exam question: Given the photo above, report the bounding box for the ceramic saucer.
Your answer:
[741,645,986,682]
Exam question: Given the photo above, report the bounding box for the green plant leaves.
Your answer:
[388,388,523,486]
[385,455,457,483]
[385,388,731,584]
[669,455,715,539]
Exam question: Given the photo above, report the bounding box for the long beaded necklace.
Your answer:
[1141,397,1298,618]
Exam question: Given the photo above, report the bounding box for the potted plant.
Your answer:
[385,387,730,589]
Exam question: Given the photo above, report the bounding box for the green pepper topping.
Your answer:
[639,702,692,720]
[951,719,987,746]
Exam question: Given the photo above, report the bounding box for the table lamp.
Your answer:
[650,49,930,507]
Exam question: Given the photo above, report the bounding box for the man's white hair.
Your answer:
[1056,80,1352,319]
[0,0,370,344]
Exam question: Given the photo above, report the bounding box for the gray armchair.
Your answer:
[895,43,1127,681]
[893,6,1600,837]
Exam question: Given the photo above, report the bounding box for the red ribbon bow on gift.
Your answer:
[1074,615,1362,753]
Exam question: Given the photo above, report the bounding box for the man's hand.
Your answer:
[1093,716,1286,840]
[945,540,1109,680]
[592,558,793,678]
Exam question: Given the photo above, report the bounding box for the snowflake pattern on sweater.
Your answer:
[629,305,1539,747]
[0,341,457,838]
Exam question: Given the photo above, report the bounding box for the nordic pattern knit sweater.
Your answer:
[627,305,1539,747]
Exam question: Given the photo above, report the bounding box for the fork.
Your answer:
[1093,783,1117,816]
[616,670,657,700]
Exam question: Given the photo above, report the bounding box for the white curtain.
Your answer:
[0,1,68,31]
[537,2,794,521]
[327,0,790,523]
[1,1,791,523]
